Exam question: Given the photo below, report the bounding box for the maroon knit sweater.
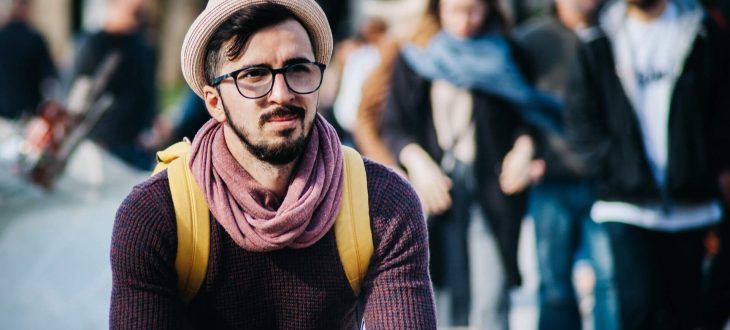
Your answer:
[110,159,436,329]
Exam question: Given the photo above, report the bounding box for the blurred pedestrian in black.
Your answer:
[70,0,157,170]
[565,0,730,327]
[0,0,56,120]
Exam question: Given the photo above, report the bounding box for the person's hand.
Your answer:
[500,135,544,195]
[400,144,453,216]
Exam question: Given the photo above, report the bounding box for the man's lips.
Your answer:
[259,106,305,127]
[266,114,299,122]
[263,114,302,131]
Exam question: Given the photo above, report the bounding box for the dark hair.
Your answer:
[204,4,304,84]
[427,0,511,34]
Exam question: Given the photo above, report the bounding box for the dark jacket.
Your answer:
[71,30,157,147]
[382,53,531,287]
[516,15,592,182]
[0,21,56,119]
[565,16,730,205]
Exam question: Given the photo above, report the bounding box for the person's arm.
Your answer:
[353,39,401,168]
[564,40,611,175]
[109,176,192,329]
[360,164,436,329]
[381,54,434,161]
[381,55,453,215]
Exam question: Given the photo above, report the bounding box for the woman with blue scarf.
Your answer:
[381,0,552,328]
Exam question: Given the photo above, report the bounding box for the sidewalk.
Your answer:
[0,142,147,330]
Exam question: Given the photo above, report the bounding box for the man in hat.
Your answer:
[108,0,436,328]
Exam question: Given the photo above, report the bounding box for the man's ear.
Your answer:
[203,85,227,123]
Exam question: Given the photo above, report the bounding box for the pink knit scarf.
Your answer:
[188,114,343,252]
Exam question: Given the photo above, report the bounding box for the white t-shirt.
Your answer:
[624,3,680,187]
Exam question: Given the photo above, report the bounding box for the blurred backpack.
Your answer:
[152,141,373,303]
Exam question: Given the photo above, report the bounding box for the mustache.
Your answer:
[259,106,305,126]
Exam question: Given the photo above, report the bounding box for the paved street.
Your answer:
[0,142,147,330]
[0,141,541,330]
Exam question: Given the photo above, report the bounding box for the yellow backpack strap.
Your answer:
[154,142,211,303]
[153,141,192,175]
[335,146,373,296]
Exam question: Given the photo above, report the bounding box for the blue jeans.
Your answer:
[530,182,619,330]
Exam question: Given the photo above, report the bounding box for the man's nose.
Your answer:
[268,72,295,104]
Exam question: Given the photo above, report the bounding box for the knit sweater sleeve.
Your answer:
[109,172,192,329]
[361,160,437,329]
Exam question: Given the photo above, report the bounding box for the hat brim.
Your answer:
[181,0,333,99]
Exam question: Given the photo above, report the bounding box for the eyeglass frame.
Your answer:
[209,61,327,99]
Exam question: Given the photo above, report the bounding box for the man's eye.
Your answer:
[241,68,269,79]
[289,64,313,74]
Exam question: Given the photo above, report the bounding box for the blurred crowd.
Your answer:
[1,0,729,329]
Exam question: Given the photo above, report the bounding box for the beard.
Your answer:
[223,103,311,165]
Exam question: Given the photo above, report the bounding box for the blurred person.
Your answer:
[109,0,437,328]
[501,0,621,329]
[381,0,562,327]
[0,0,56,120]
[69,0,157,170]
[330,17,388,146]
[565,0,730,327]
[353,17,439,169]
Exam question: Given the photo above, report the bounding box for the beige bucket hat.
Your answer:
[181,0,333,98]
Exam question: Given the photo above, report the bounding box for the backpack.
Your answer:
[153,141,373,303]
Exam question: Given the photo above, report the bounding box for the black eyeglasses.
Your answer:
[210,61,326,99]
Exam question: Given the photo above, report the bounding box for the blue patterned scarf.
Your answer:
[401,31,563,133]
